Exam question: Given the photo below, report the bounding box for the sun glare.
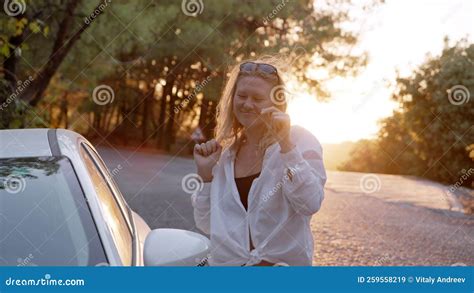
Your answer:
[288,0,473,145]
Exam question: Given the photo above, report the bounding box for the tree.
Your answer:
[341,40,474,187]
[79,0,374,149]
[2,0,379,152]
[1,0,108,111]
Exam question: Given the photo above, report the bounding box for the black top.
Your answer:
[235,172,261,210]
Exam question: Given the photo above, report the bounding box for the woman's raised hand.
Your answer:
[259,106,295,153]
[193,139,222,182]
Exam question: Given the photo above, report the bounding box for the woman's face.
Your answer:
[233,76,276,129]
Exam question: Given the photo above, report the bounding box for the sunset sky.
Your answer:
[288,0,474,144]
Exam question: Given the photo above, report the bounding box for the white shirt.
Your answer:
[191,125,327,266]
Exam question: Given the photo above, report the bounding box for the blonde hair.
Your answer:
[215,55,289,152]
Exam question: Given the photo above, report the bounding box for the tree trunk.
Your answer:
[3,34,22,88]
[164,92,177,151]
[157,74,175,148]
[104,103,116,133]
[198,98,209,140]
[0,15,24,128]
[60,91,68,128]
[198,98,217,140]
[142,87,154,142]
[20,0,106,106]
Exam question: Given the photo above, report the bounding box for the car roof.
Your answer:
[0,128,82,159]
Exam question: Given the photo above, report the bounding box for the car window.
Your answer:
[80,145,133,266]
[0,156,108,266]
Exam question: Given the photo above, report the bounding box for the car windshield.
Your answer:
[0,156,108,266]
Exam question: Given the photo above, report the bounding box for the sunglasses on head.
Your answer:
[239,62,279,79]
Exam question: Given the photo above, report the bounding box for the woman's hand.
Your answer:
[194,139,222,182]
[259,106,295,153]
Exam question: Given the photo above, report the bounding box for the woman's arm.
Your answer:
[192,139,222,235]
[279,126,327,216]
[191,182,211,235]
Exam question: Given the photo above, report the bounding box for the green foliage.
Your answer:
[60,0,369,98]
[0,1,49,58]
[0,78,48,129]
[2,0,377,150]
[341,41,474,187]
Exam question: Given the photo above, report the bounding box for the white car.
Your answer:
[0,129,210,266]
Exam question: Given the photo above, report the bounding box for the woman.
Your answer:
[191,56,327,266]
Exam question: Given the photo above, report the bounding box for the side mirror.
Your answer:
[144,228,210,266]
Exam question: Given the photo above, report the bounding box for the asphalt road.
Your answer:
[98,147,474,266]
